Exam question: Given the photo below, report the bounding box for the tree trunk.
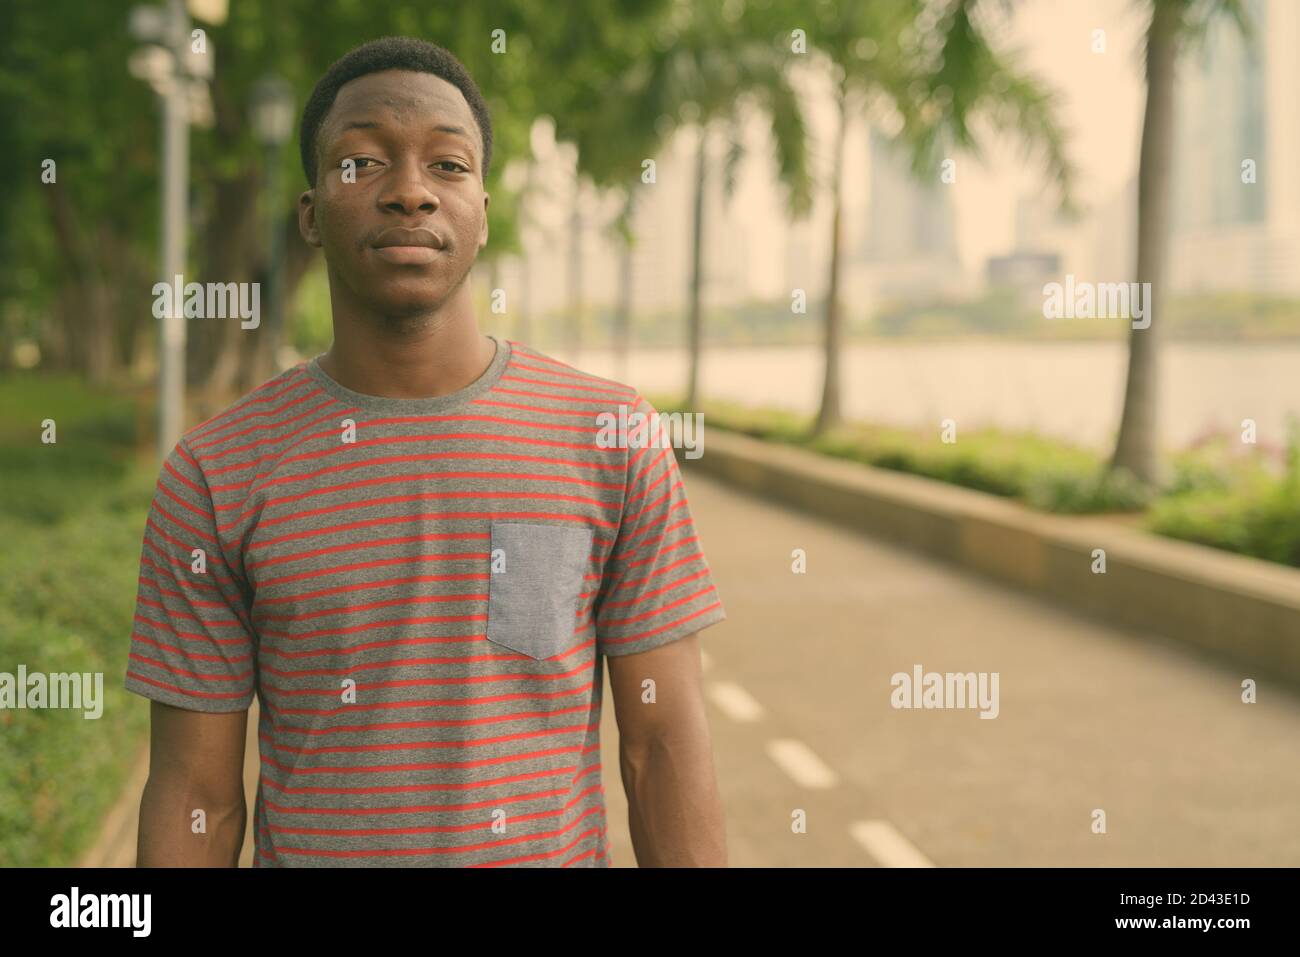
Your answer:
[194,172,261,396]
[99,219,150,377]
[41,183,119,383]
[1110,1,1181,486]
[243,211,318,390]
[616,190,636,385]
[686,125,709,411]
[813,86,849,436]
[567,178,583,356]
[83,279,115,384]
[488,256,501,334]
[518,160,534,346]
[197,37,262,397]
[518,251,532,345]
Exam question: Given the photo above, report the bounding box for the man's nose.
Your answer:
[379,158,438,215]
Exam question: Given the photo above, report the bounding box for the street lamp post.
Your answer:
[251,75,295,379]
[129,0,216,460]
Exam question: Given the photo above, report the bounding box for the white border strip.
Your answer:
[850,820,935,867]
[765,738,839,788]
[706,681,765,722]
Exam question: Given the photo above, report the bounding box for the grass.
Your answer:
[0,373,154,866]
[648,393,1300,569]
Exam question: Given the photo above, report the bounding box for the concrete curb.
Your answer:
[682,428,1300,685]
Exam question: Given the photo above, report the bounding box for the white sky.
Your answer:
[950,0,1147,271]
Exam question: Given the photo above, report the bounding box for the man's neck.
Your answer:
[319,293,496,400]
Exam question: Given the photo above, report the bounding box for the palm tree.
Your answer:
[1110,0,1251,485]
[806,0,1077,434]
[547,32,663,364]
[557,2,813,406]
[687,59,812,411]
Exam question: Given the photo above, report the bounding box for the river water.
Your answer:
[560,341,1300,453]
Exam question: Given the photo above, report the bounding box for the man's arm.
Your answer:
[606,633,727,867]
[136,701,249,867]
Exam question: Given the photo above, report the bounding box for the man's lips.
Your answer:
[373,245,442,265]
[371,227,444,265]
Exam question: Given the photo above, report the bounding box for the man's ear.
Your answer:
[479,190,490,251]
[299,189,322,247]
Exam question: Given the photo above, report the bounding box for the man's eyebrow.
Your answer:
[334,118,477,157]
[432,123,478,156]
[336,119,471,140]
[433,123,470,138]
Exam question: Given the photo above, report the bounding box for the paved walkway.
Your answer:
[91,470,1300,866]
[639,470,1300,866]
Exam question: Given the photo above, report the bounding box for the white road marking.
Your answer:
[705,681,765,722]
[765,738,840,788]
[850,820,935,868]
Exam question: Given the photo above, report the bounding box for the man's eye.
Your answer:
[345,157,380,169]
[433,161,469,173]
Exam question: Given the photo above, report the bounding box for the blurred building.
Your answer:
[1089,175,1137,288]
[851,127,965,301]
[985,194,1070,307]
[1169,0,1299,293]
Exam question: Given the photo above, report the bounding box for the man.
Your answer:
[126,36,727,867]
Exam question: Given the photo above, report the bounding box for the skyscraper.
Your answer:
[857,126,963,299]
[1169,0,1300,293]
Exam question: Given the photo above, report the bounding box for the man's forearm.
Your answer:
[620,731,727,867]
[136,774,246,867]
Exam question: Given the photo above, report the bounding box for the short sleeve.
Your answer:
[123,436,257,712]
[594,397,727,657]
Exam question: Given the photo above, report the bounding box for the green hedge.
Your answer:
[655,395,1155,513]
[652,394,1299,569]
[1147,431,1300,567]
[0,374,153,866]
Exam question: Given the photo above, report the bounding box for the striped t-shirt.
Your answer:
[124,335,726,867]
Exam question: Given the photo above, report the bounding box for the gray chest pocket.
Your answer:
[487,521,594,660]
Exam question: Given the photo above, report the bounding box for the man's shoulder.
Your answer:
[176,361,318,459]
[505,339,648,415]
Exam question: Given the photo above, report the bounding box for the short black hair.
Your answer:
[299,36,493,186]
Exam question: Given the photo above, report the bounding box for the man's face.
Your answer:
[299,70,489,320]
